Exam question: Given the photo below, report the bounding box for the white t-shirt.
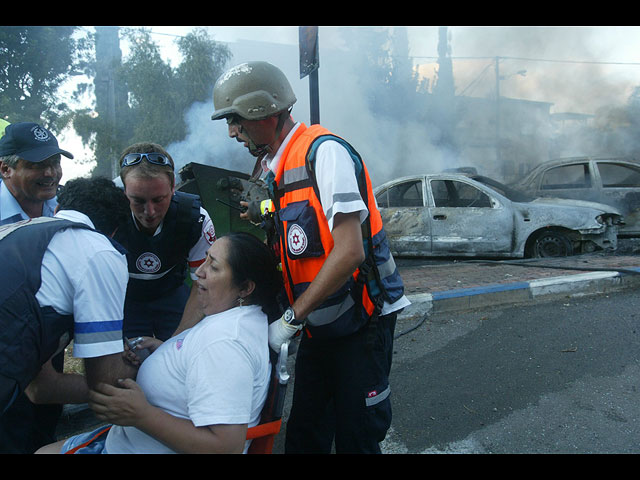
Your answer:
[35,210,129,358]
[105,305,271,454]
[266,123,410,315]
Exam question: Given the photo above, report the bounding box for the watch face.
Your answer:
[284,308,294,323]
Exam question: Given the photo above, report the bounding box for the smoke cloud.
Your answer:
[167,26,640,187]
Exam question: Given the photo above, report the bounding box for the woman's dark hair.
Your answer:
[223,231,284,319]
[57,177,130,235]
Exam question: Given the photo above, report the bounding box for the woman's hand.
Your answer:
[88,379,150,427]
[123,336,163,367]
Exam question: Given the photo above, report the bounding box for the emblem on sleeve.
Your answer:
[205,222,216,245]
[136,252,161,273]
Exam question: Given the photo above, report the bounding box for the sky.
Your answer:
[56,26,640,183]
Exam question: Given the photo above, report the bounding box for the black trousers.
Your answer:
[285,313,396,454]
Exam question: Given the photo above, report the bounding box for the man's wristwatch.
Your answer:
[283,307,301,326]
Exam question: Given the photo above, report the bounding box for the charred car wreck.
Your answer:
[374,173,622,258]
[509,156,640,237]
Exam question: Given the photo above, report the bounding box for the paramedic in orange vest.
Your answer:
[210,61,409,454]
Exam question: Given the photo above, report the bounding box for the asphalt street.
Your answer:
[383,289,640,454]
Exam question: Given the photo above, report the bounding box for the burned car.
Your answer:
[510,156,640,236]
[374,173,622,258]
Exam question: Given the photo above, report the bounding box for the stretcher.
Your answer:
[246,341,290,454]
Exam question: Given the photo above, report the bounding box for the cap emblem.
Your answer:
[31,125,50,142]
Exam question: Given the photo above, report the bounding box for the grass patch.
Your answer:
[63,342,85,375]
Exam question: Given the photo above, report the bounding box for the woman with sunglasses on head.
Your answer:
[37,232,282,454]
[113,142,217,342]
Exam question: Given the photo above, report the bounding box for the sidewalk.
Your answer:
[397,252,640,320]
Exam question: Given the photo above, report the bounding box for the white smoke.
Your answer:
[165,27,640,188]
[166,101,255,174]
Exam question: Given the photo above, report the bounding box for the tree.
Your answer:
[175,28,232,105]
[0,26,90,131]
[73,27,232,177]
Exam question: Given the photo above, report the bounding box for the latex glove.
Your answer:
[269,316,302,352]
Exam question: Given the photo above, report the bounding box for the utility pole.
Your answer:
[94,26,122,178]
[299,26,320,125]
[495,56,501,169]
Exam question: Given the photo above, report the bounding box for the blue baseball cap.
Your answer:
[0,122,73,162]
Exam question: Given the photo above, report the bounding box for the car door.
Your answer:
[594,161,640,235]
[427,178,514,255]
[375,178,432,256]
[536,161,601,203]
[593,160,640,209]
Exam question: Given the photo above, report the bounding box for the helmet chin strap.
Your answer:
[245,110,290,158]
[245,110,291,181]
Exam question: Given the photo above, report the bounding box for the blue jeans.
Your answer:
[61,425,111,454]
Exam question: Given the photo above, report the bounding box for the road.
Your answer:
[382,288,640,453]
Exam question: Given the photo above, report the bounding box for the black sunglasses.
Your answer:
[121,153,173,168]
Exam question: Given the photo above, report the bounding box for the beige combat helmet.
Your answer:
[211,61,297,121]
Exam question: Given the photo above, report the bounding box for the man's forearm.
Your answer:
[84,352,137,391]
[25,359,90,405]
[292,212,365,320]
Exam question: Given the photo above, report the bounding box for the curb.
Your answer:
[399,267,640,320]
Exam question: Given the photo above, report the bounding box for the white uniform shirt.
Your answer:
[266,123,410,315]
[35,210,129,358]
[105,305,270,454]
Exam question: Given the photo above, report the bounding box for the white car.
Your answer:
[374,173,623,258]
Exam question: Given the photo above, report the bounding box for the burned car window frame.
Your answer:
[430,179,492,208]
[540,163,591,190]
[376,179,425,208]
[597,162,640,188]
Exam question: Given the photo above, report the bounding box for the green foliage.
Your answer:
[56,27,233,176]
[72,27,232,176]
[0,26,88,131]
[120,28,182,145]
[175,28,232,105]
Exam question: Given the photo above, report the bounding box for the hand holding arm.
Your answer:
[89,380,247,453]
[24,357,89,405]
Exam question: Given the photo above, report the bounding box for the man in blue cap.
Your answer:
[0,122,75,452]
[0,122,73,226]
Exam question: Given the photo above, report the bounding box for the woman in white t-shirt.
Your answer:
[37,232,283,454]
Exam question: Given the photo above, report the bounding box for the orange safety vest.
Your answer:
[266,123,404,338]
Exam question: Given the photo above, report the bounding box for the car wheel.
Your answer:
[531,230,574,258]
